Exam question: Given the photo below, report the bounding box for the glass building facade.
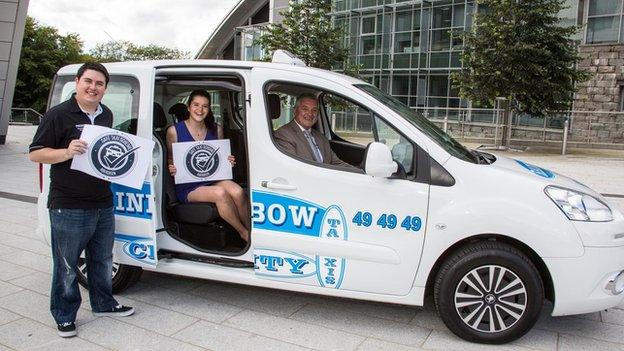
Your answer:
[332,0,472,111]
[330,0,581,117]
[199,0,623,144]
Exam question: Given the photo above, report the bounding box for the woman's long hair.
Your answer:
[187,90,217,134]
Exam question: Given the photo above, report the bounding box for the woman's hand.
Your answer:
[228,155,236,167]
[168,164,177,176]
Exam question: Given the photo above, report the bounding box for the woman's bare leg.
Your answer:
[187,185,249,242]
[215,180,250,230]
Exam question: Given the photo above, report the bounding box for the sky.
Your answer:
[27,0,240,56]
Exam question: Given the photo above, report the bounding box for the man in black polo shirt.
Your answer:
[29,62,134,338]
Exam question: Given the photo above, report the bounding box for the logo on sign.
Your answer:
[185,144,220,179]
[90,133,140,178]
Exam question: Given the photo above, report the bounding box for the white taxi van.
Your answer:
[36,52,624,344]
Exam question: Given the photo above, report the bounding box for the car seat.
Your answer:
[168,103,189,122]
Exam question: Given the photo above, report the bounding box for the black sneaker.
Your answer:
[93,304,135,317]
[57,322,76,338]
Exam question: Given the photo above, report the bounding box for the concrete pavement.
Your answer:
[0,125,624,350]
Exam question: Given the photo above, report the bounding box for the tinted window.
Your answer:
[50,75,140,134]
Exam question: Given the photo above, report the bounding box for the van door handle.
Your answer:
[261,178,297,191]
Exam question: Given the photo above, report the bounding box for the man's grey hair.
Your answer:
[294,93,317,109]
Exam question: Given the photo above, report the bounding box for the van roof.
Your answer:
[58,59,364,86]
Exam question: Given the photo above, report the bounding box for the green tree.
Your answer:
[90,40,189,62]
[14,17,88,113]
[255,0,356,74]
[452,0,588,116]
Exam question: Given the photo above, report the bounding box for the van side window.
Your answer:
[322,92,415,174]
[265,82,415,176]
[50,75,140,134]
[267,93,295,131]
[323,94,374,145]
[376,116,414,174]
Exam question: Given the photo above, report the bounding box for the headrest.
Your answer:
[168,103,189,122]
[128,118,138,135]
[153,102,168,129]
[267,93,281,120]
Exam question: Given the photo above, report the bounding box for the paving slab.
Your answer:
[0,243,19,257]
[0,230,51,257]
[422,329,547,351]
[356,338,424,351]
[123,281,242,322]
[0,205,38,220]
[0,289,97,327]
[138,271,208,293]
[189,280,312,317]
[601,308,624,327]
[0,198,38,210]
[0,280,22,298]
[107,296,199,336]
[558,333,624,351]
[173,320,314,351]
[535,315,624,345]
[78,317,204,351]
[409,307,448,331]
[9,271,52,296]
[0,250,52,274]
[0,220,36,234]
[0,318,108,351]
[224,309,365,351]
[303,295,418,323]
[290,303,430,346]
[0,259,35,281]
[0,307,21,326]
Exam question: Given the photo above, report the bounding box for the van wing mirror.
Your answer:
[364,142,398,178]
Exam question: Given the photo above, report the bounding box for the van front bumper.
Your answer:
[545,245,624,316]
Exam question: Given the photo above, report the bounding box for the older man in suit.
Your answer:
[274,94,354,168]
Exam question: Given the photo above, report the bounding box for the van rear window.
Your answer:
[49,75,140,134]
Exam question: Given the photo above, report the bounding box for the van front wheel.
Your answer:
[76,257,142,294]
[434,241,544,344]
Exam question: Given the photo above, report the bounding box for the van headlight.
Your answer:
[545,186,613,222]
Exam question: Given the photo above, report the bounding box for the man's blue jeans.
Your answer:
[49,207,119,324]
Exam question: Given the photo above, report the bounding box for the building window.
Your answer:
[586,0,622,44]
[361,15,376,35]
[360,15,378,57]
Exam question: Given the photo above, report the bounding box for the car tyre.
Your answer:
[434,241,544,344]
[76,257,142,294]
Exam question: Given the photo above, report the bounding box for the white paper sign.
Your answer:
[71,124,155,190]
[172,139,232,184]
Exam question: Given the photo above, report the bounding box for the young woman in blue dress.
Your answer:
[166,90,250,242]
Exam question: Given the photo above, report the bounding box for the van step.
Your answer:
[157,250,254,268]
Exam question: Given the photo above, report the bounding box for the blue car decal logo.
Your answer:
[112,182,153,219]
[254,249,346,289]
[515,160,555,179]
[115,233,156,265]
[252,191,349,289]
[252,191,326,237]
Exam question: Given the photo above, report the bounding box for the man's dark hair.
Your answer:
[76,62,110,86]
